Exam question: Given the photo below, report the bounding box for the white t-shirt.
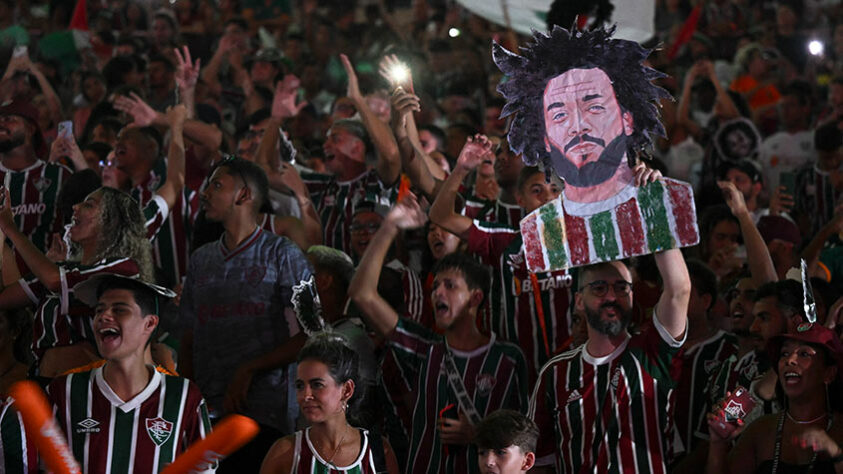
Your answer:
[759,129,815,191]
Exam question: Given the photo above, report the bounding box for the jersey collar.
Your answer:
[94,365,162,413]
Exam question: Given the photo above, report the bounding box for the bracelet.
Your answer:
[831,451,843,464]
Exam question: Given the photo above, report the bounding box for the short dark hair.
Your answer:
[815,121,842,153]
[431,252,491,304]
[148,53,175,72]
[216,157,269,214]
[516,166,545,193]
[699,204,740,256]
[781,80,812,107]
[754,280,804,318]
[686,259,717,311]
[493,25,669,170]
[95,277,162,346]
[418,124,446,151]
[474,409,539,453]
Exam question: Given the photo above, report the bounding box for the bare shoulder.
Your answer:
[259,434,297,474]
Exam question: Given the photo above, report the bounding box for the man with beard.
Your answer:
[0,100,70,256]
[527,247,690,473]
[494,26,698,270]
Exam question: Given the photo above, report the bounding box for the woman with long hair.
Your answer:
[260,333,400,474]
[0,185,153,377]
[706,324,843,473]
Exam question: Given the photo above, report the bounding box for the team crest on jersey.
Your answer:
[34,177,52,192]
[147,175,162,192]
[323,195,335,207]
[740,362,757,380]
[507,250,524,269]
[565,389,582,404]
[76,418,100,433]
[611,368,621,390]
[475,374,496,396]
[244,265,267,285]
[145,417,173,446]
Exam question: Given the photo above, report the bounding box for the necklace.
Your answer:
[324,424,349,468]
[786,411,828,424]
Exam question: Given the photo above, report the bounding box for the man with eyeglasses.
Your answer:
[528,247,690,473]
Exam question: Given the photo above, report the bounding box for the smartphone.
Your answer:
[12,45,27,58]
[711,386,756,439]
[57,120,73,139]
[779,171,796,197]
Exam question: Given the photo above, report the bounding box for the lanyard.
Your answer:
[442,348,482,425]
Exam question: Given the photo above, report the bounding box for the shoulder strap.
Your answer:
[443,349,482,425]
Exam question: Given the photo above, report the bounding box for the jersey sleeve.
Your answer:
[386,318,440,387]
[179,382,216,472]
[466,221,518,266]
[528,362,559,468]
[144,194,170,239]
[629,311,685,391]
[0,398,39,474]
[18,274,46,305]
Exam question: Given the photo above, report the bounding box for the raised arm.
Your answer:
[156,105,187,210]
[174,46,201,118]
[429,135,492,239]
[0,188,60,291]
[677,62,703,140]
[717,180,777,285]
[653,247,691,340]
[340,54,401,185]
[388,87,440,199]
[112,92,222,148]
[348,194,427,336]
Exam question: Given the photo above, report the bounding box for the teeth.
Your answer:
[99,328,119,336]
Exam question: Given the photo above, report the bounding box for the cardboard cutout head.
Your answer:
[493,25,670,191]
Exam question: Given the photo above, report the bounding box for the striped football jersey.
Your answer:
[129,160,200,286]
[468,221,573,381]
[47,367,213,474]
[301,170,397,256]
[290,427,382,473]
[383,318,528,474]
[22,257,141,362]
[529,316,684,473]
[463,197,524,228]
[795,163,840,235]
[0,160,72,252]
[672,330,738,454]
[0,397,38,474]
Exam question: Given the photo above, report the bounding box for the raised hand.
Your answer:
[456,134,494,172]
[166,104,188,129]
[386,192,428,230]
[277,162,308,198]
[769,185,794,216]
[174,46,200,91]
[271,75,308,119]
[113,93,159,127]
[379,54,414,92]
[390,87,421,127]
[340,54,363,101]
[717,180,749,217]
[0,187,15,233]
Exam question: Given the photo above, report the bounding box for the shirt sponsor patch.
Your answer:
[76,417,100,433]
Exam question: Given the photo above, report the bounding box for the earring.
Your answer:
[342,401,348,413]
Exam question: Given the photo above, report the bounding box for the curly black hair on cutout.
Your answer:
[492,25,671,174]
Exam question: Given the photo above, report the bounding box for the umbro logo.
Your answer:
[566,389,582,404]
[76,418,100,433]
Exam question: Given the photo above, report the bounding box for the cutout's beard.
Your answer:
[585,302,632,337]
[0,136,25,154]
[547,133,631,188]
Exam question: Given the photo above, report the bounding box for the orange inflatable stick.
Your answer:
[161,415,259,474]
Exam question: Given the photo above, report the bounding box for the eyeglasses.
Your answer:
[349,222,380,234]
[583,280,632,297]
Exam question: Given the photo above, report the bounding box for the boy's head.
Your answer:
[75,275,175,360]
[475,410,538,473]
[430,252,491,330]
[516,166,561,214]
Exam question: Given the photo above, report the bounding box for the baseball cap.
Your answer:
[768,322,843,373]
[0,99,47,157]
[757,215,801,247]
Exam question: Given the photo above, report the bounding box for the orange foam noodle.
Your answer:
[397,174,411,202]
[161,415,259,474]
[10,381,81,474]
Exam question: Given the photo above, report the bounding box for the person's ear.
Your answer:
[144,314,159,334]
[701,293,713,312]
[825,366,838,385]
[622,111,634,136]
[469,288,484,308]
[575,291,584,313]
[342,379,355,401]
[544,135,551,153]
[236,184,253,206]
[522,451,536,471]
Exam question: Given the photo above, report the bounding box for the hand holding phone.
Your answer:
[710,387,756,440]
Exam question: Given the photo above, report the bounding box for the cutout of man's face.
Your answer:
[542,68,633,188]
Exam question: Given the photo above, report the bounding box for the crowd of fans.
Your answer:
[0,0,840,472]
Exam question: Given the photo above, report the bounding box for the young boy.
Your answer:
[47,274,214,473]
[475,410,537,474]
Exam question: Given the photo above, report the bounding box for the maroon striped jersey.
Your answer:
[468,221,573,382]
[47,367,213,474]
[289,427,382,473]
[529,316,684,473]
[463,196,524,228]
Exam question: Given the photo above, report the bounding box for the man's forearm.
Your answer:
[240,332,307,374]
[347,222,401,336]
[736,211,777,285]
[653,248,691,339]
[351,95,401,184]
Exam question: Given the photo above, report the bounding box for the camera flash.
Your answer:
[808,40,824,56]
[448,28,461,38]
[389,64,410,83]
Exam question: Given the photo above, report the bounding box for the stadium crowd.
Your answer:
[0,0,841,472]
